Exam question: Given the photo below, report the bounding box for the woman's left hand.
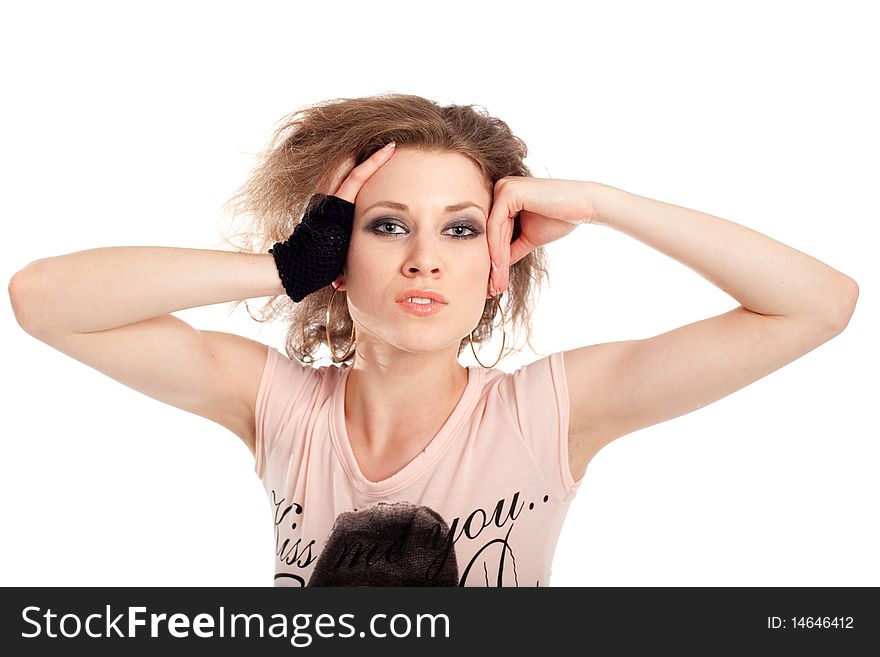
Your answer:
[486,177,596,295]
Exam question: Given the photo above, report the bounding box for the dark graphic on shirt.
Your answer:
[308,502,458,586]
[271,489,552,587]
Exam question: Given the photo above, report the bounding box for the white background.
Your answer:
[2,0,876,587]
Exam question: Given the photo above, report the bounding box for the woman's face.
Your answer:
[336,147,493,357]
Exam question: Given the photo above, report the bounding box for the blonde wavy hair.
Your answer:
[215,92,551,366]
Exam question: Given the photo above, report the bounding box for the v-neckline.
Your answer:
[330,364,482,496]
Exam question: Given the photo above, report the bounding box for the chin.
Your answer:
[385,328,464,355]
[393,337,453,354]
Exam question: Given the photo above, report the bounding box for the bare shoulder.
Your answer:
[198,330,270,456]
[18,311,271,458]
[563,343,638,481]
[562,305,845,482]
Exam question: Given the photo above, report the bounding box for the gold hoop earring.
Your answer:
[469,294,507,369]
[326,286,356,363]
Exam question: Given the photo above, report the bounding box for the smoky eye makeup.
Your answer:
[366,217,484,239]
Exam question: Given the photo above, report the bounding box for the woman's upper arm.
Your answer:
[20,313,269,456]
[563,305,845,469]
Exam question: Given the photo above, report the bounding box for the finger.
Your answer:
[500,222,513,293]
[508,238,531,271]
[324,155,357,195]
[486,253,497,298]
[485,196,509,295]
[333,142,397,203]
[486,223,501,296]
[491,215,510,294]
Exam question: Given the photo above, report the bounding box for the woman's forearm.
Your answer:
[10,246,285,334]
[587,182,858,326]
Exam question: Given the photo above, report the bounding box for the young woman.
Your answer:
[9,93,858,586]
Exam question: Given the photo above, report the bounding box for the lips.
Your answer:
[395,289,448,304]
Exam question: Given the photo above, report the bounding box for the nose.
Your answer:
[402,231,442,277]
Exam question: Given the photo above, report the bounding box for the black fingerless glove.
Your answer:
[268,194,355,302]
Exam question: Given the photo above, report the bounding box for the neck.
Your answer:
[343,349,469,454]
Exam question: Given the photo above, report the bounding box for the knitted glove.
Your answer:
[268,194,354,302]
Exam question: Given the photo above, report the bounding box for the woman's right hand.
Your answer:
[323,142,397,291]
[324,141,397,202]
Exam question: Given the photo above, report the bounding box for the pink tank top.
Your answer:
[254,346,584,587]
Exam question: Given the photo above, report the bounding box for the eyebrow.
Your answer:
[363,200,485,216]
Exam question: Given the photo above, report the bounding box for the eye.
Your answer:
[374,220,405,235]
[370,219,482,240]
[445,224,480,240]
